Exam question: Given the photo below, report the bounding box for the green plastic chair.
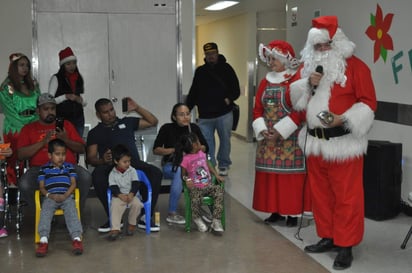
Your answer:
[183,174,225,232]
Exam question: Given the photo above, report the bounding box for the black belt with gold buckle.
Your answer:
[308,126,350,140]
[19,109,35,117]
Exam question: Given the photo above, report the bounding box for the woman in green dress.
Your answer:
[0,53,40,185]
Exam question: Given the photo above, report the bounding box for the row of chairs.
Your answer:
[33,170,151,243]
[2,129,225,240]
[33,172,225,241]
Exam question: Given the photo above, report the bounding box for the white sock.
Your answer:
[73,237,81,241]
[40,236,48,243]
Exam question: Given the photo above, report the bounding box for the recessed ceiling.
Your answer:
[195,0,286,26]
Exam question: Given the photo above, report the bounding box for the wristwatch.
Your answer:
[46,192,50,198]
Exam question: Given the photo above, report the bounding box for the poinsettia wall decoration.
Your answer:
[365,4,394,63]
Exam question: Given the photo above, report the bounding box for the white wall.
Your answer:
[0,0,33,135]
[0,0,192,130]
[286,0,412,200]
[181,1,195,100]
[0,1,32,81]
[195,14,250,138]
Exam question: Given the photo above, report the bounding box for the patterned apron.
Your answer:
[255,83,305,173]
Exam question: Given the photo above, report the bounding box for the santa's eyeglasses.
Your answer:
[314,41,332,51]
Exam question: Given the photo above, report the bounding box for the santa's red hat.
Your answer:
[305,15,355,58]
[258,40,299,69]
[307,15,340,45]
[59,47,77,66]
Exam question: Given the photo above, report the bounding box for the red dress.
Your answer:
[252,71,311,215]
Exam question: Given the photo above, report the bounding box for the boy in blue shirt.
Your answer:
[36,139,83,257]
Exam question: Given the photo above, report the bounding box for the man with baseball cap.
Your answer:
[186,42,240,176]
[17,93,91,212]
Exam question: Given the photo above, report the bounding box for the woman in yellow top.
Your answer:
[0,53,40,185]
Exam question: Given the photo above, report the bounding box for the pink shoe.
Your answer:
[0,228,8,238]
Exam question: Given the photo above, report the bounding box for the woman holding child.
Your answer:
[153,103,208,225]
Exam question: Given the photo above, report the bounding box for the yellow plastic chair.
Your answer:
[183,175,225,232]
[34,188,80,243]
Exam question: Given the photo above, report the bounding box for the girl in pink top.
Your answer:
[173,132,224,235]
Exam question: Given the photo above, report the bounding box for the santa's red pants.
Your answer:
[307,155,364,247]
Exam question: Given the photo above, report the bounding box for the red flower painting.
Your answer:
[365,4,394,63]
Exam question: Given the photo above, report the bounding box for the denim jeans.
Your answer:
[198,111,233,168]
[162,163,182,214]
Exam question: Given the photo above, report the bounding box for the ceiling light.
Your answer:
[204,1,239,11]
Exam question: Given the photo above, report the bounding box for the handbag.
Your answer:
[232,103,240,131]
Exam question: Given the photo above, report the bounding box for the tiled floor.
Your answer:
[1,136,412,273]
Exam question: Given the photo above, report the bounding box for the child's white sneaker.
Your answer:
[211,219,224,235]
[193,218,207,232]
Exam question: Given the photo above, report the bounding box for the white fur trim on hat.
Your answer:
[307,28,331,45]
[258,43,299,70]
[59,55,77,66]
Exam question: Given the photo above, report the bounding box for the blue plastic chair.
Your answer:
[107,170,152,234]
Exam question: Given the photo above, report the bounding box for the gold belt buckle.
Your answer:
[314,128,326,140]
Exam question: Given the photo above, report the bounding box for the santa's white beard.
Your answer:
[301,49,348,87]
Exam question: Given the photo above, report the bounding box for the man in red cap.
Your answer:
[274,16,377,270]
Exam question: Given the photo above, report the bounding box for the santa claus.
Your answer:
[275,16,377,270]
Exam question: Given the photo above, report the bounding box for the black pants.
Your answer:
[92,161,162,219]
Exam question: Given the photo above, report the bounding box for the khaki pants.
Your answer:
[110,197,143,230]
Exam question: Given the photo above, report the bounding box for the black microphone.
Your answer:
[312,65,323,95]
